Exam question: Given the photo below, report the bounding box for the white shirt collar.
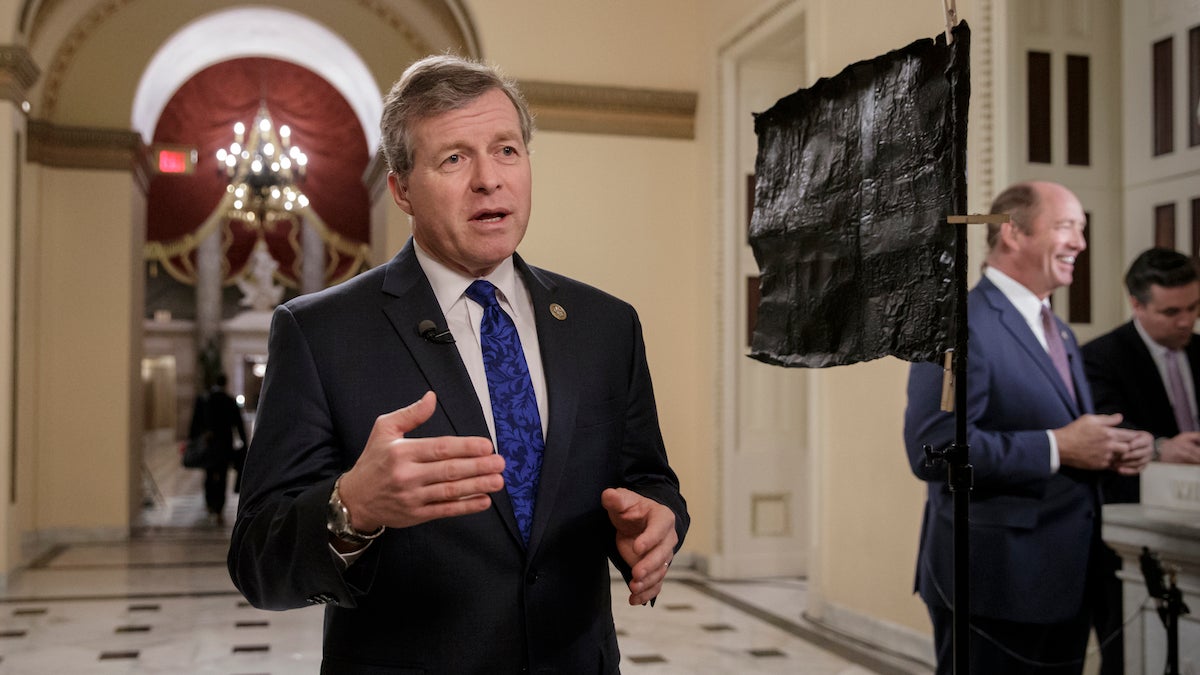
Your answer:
[1133,317,1172,358]
[412,241,521,317]
[985,266,1047,327]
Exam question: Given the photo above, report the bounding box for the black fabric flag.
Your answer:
[749,22,970,368]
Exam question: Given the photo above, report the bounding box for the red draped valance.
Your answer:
[146,57,371,287]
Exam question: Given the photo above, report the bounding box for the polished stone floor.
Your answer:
[0,435,932,674]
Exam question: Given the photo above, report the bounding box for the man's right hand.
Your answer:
[1159,432,1200,464]
[1054,413,1146,470]
[336,391,505,532]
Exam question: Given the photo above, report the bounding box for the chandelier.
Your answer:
[215,103,310,227]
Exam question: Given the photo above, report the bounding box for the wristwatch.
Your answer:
[327,474,385,545]
[1152,437,1164,462]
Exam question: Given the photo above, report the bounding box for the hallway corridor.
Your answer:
[0,436,929,674]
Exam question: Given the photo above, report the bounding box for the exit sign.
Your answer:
[152,145,197,175]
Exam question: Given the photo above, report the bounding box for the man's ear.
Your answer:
[387,171,414,216]
[998,220,1021,251]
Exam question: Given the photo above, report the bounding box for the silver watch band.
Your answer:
[328,474,385,543]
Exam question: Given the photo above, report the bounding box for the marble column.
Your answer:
[194,224,223,386]
[301,219,324,295]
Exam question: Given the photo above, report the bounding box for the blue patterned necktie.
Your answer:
[465,280,544,544]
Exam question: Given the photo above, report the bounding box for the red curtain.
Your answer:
[147,57,370,287]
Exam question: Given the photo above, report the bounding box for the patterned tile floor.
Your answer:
[0,437,932,674]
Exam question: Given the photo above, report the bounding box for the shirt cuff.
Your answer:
[1046,430,1060,472]
[328,540,372,570]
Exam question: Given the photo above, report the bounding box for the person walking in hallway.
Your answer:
[190,373,247,526]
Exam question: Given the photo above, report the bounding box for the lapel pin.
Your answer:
[549,303,567,320]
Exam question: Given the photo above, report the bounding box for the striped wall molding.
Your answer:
[26,120,153,192]
[521,80,697,140]
[25,79,698,188]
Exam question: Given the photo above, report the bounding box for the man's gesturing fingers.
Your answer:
[340,392,505,531]
[602,487,678,606]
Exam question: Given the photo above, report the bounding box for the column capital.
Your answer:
[0,45,39,106]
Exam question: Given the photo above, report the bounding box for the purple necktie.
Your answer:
[1164,350,1196,432]
[465,280,544,544]
[1041,305,1076,404]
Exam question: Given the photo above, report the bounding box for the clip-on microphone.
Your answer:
[418,320,455,344]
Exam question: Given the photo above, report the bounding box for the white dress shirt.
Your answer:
[414,242,549,443]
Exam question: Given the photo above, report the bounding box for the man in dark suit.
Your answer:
[1081,247,1200,674]
[903,181,1153,675]
[190,373,247,526]
[228,55,689,674]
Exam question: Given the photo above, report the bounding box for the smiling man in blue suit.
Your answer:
[228,55,688,674]
[903,181,1152,675]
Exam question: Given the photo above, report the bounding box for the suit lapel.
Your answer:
[978,278,1081,415]
[514,256,578,555]
[380,242,489,438]
[1062,320,1092,413]
[1119,322,1175,432]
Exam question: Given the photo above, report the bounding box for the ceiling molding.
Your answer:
[39,0,133,120]
[521,80,698,140]
[26,119,153,192]
[0,45,40,105]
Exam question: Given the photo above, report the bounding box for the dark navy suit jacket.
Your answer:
[1082,321,1200,503]
[904,275,1102,624]
[228,240,688,674]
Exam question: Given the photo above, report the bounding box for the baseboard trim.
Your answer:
[804,600,935,672]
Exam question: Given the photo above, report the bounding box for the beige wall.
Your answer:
[467,0,705,90]
[811,360,928,634]
[797,0,968,639]
[30,168,140,533]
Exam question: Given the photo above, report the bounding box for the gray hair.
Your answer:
[380,55,534,177]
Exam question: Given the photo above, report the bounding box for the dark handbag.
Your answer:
[181,434,210,468]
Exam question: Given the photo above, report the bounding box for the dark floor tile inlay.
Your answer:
[663,603,694,611]
[0,630,27,638]
[12,608,47,616]
[232,644,271,653]
[128,604,161,612]
[701,623,736,631]
[99,650,140,660]
[116,625,152,633]
[235,620,270,628]
[749,648,787,658]
[628,654,668,664]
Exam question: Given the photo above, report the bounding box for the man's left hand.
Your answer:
[601,487,677,606]
[1112,430,1155,475]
